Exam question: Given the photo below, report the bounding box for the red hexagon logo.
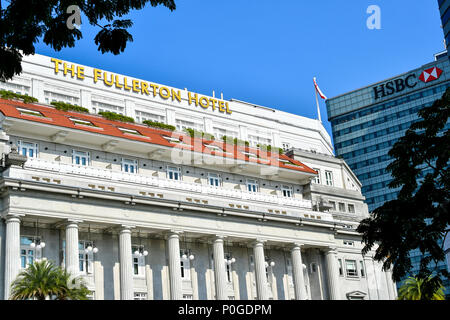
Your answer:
[419,67,443,83]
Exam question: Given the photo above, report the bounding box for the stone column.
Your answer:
[291,243,306,300]
[167,232,182,300]
[324,248,341,300]
[65,221,80,277]
[213,236,227,300]
[253,240,269,300]
[4,215,21,299]
[119,226,134,300]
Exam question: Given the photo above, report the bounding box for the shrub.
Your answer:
[183,128,215,140]
[98,111,135,123]
[222,136,249,146]
[0,89,38,104]
[143,120,176,131]
[257,144,284,154]
[50,101,89,113]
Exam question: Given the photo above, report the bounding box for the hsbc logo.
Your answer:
[373,66,444,100]
[373,74,417,100]
[419,67,443,83]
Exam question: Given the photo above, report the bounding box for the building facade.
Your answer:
[326,56,450,297]
[0,53,396,300]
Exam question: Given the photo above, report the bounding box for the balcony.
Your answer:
[23,158,313,210]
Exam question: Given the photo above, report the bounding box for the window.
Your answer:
[208,173,221,187]
[360,261,365,277]
[72,150,90,166]
[122,158,138,174]
[78,240,94,274]
[20,236,42,268]
[135,110,165,124]
[17,107,44,117]
[180,250,190,280]
[343,241,354,246]
[70,118,95,127]
[213,127,238,140]
[281,185,293,197]
[176,119,203,132]
[312,169,321,184]
[325,171,334,186]
[18,140,38,158]
[132,245,146,276]
[246,179,259,192]
[134,292,147,300]
[348,204,355,213]
[248,134,271,148]
[338,259,344,276]
[167,166,181,181]
[345,260,358,277]
[286,258,294,285]
[119,127,141,136]
[339,202,346,212]
[182,294,193,300]
[329,201,336,211]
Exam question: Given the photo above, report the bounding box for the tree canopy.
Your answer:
[10,259,91,300]
[0,0,176,81]
[357,87,450,288]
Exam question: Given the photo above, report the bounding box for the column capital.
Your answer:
[251,238,267,247]
[3,214,22,223]
[55,219,83,229]
[164,230,184,240]
[290,242,304,249]
[324,246,338,254]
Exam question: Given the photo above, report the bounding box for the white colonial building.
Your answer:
[0,53,396,300]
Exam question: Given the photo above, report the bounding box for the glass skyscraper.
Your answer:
[326,56,450,297]
[439,0,450,49]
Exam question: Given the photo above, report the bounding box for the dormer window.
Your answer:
[205,144,222,152]
[70,118,95,127]
[163,135,182,143]
[242,151,258,159]
[119,127,141,136]
[17,108,44,117]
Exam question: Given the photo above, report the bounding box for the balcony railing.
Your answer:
[24,158,313,209]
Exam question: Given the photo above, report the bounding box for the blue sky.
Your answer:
[34,0,444,143]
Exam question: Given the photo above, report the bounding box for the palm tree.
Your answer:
[10,259,91,300]
[397,276,445,300]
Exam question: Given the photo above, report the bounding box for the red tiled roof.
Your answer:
[0,98,317,174]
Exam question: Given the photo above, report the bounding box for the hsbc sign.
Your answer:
[373,66,443,100]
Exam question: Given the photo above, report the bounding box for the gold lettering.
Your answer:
[93,69,102,83]
[123,77,131,90]
[103,72,114,86]
[150,84,159,97]
[132,79,140,92]
[76,66,85,79]
[225,102,232,114]
[209,98,218,111]
[188,92,198,106]
[218,101,226,112]
[51,58,62,74]
[115,75,123,89]
[63,63,76,77]
[159,86,171,99]
[141,82,149,95]
[171,89,182,102]
[199,96,209,109]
